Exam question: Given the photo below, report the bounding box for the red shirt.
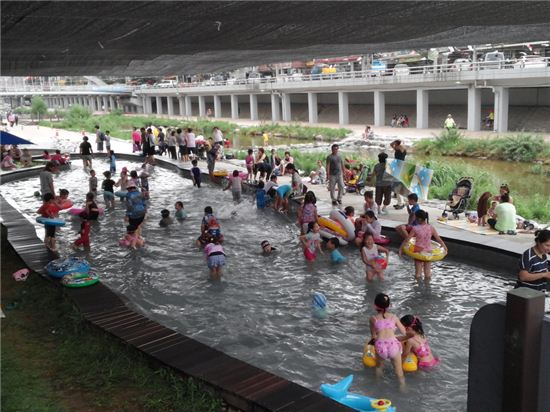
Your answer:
[51,153,66,164]
[37,202,60,218]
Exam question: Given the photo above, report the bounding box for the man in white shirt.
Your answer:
[186,128,196,159]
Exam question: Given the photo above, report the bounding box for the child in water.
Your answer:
[274,184,291,213]
[256,181,267,209]
[109,150,116,173]
[261,240,277,255]
[299,222,323,261]
[399,209,447,280]
[37,193,61,252]
[369,293,408,386]
[79,192,100,221]
[298,191,318,235]
[191,159,201,188]
[400,315,440,370]
[204,236,225,280]
[174,201,187,220]
[159,209,174,227]
[102,171,116,209]
[72,220,91,249]
[355,210,382,247]
[361,233,389,281]
[119,225,145,249]
[245,149,254,182]
[89,169,98,197]
[223,170,242,203]
[326,237,345,263]
[197,206,222,246]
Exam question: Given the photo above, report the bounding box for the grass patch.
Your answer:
[1,240,222,412]
[39,108,350,142]
[414,131,550,163]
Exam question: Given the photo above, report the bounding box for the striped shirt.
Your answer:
[517,247,549,291]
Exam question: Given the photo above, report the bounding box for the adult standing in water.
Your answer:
[391,139,407,210]
[326,143,345,206]
[94,125,104,152]
[79,135,93,170]
[207,142,220,180]
[39,161,57,199]
[517,229,550,292]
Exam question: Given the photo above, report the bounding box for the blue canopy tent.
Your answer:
[0,130,34,145]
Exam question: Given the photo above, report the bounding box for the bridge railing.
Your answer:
[0,84,136,93]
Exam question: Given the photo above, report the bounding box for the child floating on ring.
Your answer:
[400,315,440,370]
[299,222,323,261]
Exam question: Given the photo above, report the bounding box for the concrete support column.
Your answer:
[184,96,192,116]
[416,89,429,129]
[156,96,163,115]
[95,96,101,111]
[230,95,239,119]
[493,86,509,133]
[338,91,349,125]
[467,85,482,131]
[282,93,291,122]
[271,94,281,122]
[249,94,259,121]
[178,97,185,116]
[167,96,174,116]
[63,97,69,108]
[374,90,385,127]
[213,95,222,118]
[198,96,206,117]
[308,92,318,124]
[109,96,115,111]
[102,96,108,111]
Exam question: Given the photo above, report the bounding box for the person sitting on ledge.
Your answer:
[516,229,550,292]
[487,193,517,235]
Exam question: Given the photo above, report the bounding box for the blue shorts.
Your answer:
[207,254,225,268]
[103,191,114,201]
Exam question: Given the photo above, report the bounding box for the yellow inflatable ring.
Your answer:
[362,343,377,368]
[402,353,418,372]
[403,238,447,262]
[213,170,229,177]
[318,216,347,238]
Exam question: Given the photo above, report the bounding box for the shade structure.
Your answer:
[0,130,34,145]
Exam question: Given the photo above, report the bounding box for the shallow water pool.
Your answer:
[0,160,515,412]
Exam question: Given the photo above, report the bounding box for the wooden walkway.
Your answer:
[0,193,351,411]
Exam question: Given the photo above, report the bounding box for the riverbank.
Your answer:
[0,239,223,412]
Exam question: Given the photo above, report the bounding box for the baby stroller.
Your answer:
[442,177,474,219]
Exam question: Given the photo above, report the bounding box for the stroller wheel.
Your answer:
[359,188,366,196]
[442,212,448,218]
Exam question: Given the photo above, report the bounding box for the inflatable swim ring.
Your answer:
[69,207,105,215]
[46,257,90,278]
[318,228,348,246]
[61,272,99,288]
[374,235,391,245]
[58,199,74,210]
[318,216,347,238]
[329,210,355,241]
[36,217,65,227]
[363,343,377,368]
[213,170,228,177]
[402,353,418,372]
[374,255,388,270]
[403,239,447,262]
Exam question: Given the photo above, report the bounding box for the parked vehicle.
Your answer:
[155,80,177,88]
[369,59,387,76]
[481,51,505,69]
[393,64,410,76]
[453,58,472,71]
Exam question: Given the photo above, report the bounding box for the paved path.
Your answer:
[7,123,534,253]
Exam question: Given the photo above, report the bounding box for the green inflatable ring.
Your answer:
[61,272,99,288]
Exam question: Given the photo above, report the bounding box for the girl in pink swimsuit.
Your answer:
[399,209,447,280]
[369,293,408,386]
[400,315,440,369]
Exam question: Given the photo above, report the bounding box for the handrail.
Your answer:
[1,57,549,93]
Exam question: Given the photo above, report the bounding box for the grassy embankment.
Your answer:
[39,106,351,141]
[1,239,222,412]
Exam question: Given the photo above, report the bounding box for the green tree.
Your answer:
[31,96,48,121]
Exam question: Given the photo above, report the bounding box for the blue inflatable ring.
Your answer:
[36,217,66,227]
[46,257,90,278]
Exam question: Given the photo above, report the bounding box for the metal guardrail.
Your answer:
[1,57,549,93]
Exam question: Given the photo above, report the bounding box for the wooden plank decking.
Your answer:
[0,193,352,412]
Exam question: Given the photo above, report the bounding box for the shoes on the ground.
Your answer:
[498,231,505,235]
[337,200,342,205]
[507,230,517,235]
[332,201,338,206]
[394,204,405,210]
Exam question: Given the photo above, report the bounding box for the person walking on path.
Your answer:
[79,135,93,170]
[326,144,345,206]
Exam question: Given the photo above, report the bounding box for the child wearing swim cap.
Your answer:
[261,240,277,254]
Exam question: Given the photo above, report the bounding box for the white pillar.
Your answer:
[230,95,239,119]
[213,95,222,118]
[185,96,192,116]
[109,96,115,111]
[374,90,385,127]
[338,91,349,125]
[96,96,102,111]
[467,85,481,131]
[416,89,429,129]
[198,96,206,117]
[63,97,69,108]
[271,94,281,121]
[178,97,185,116]
[308,92,318,124]
[249,94,258,121]
[167,96,174,116]
[102,96,108,111]
[282,93,291,122]
[494,86,509,133]
[156,96,163,115]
